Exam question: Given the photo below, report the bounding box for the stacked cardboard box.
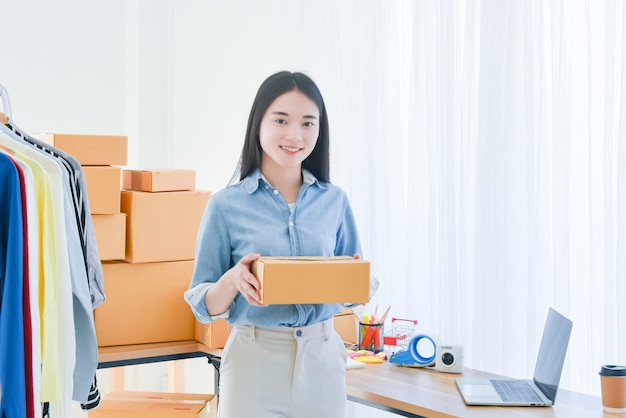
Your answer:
[88,391,217,418]
[119,168,219,347]
[96,260,197,346]
[112,168,210,347]
[120,170,210,263]
[97,167,210,347]
[195,318,230,349]
[334,306,358,344]
[122,168,196,192]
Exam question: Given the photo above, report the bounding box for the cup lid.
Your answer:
[599,365,626,376]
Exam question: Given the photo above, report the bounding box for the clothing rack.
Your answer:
[0,84,103,418]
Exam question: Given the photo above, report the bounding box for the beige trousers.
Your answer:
[217,318,347,418]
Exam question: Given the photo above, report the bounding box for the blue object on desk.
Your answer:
[389,334,437,367]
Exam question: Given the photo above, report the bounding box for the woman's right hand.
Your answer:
[225,253,266,307]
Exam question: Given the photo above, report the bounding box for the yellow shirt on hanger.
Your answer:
[13,152,61,397]
[15,148,74,417]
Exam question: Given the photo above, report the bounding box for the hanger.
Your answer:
[0,84,45,148]
[0,85,67,163]
[0,142,16,155]
[0,83,13,124]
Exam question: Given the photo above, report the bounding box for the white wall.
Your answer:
[1,1,126,134]
[1,0,346,193]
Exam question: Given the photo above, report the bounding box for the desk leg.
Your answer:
[110,368,125,391]
[207,356,221,397]
[168,361,185,392]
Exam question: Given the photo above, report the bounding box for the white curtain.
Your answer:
[321,0,625,408]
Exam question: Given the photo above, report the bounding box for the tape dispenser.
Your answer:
[389,334,437,367]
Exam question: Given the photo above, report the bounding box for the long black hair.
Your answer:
[231,71,330,184]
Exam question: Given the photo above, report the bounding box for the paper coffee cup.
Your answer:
[599,365,626,413]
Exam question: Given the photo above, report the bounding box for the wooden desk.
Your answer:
[98,340,221,369]
[98,342,616,418]
[98,340,223,391]
[346,362,617,418]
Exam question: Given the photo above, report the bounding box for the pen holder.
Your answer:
[358,322,384,353]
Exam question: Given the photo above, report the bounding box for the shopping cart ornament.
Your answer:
[383,317,418,354]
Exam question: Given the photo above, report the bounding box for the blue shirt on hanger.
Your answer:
[0,152,27,418]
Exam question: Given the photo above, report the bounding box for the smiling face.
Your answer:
[259,89,320,178]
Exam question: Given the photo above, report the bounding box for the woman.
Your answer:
[185,71,375,417]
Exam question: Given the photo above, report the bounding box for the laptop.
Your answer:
[456,307,572,406]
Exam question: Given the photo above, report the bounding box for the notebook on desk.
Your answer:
[456,307,572,407]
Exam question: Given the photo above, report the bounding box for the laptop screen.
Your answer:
[532,308,573,402]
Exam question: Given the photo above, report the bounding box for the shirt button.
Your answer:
[289,221,294,227]
[273,189,279,195]
[295,330,302,337]
[265,185,269,190]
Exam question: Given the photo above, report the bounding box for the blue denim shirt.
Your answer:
[185,169,368,327]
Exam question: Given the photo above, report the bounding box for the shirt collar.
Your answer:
[242,168,326,194]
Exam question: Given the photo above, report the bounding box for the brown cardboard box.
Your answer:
[195,318,230,349]
[334,312,358,344]
[83,166,122,214]
[92,213,126,260]
[122,169,196,192]
[39,133,128,165]
[88,391,216,418]
[338,306,353,315]
[250,256,370,305]
[96,261,195,346]
[121,189,211,263]
[197,312,352,347]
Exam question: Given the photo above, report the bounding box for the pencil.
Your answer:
[376,305,391,324]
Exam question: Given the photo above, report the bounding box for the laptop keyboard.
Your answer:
[490,380,544,403]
